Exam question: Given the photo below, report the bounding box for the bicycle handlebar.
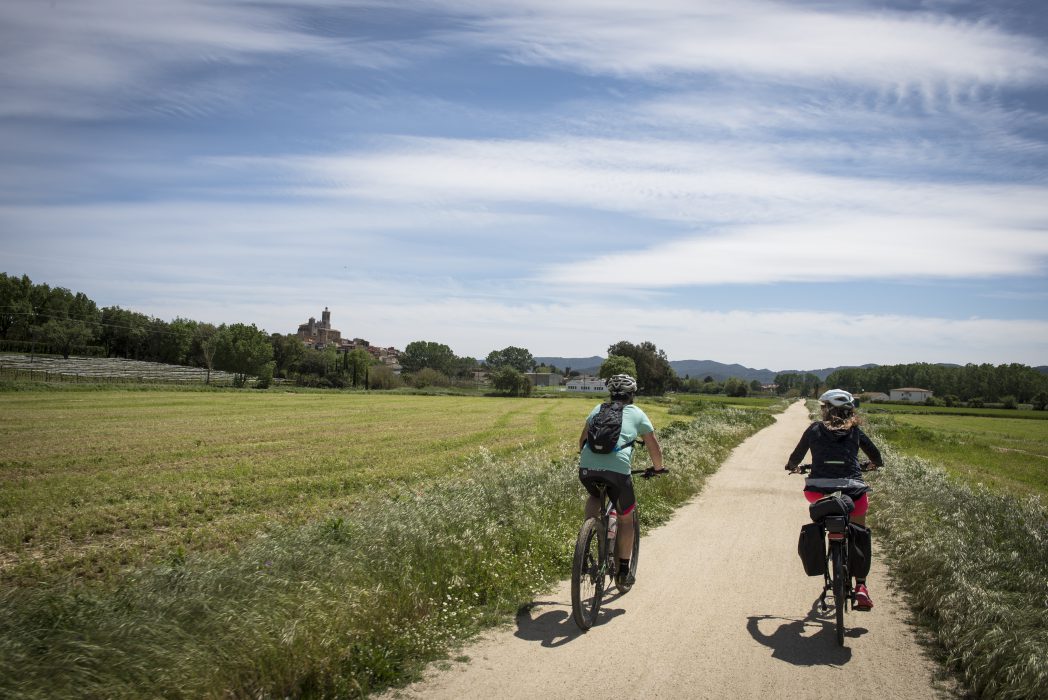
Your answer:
[632,467,670,479]
[786,461,878,475]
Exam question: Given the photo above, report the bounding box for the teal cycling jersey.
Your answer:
[579,403,654,475]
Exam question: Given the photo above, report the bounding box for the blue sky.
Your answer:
[1,0,1047,369]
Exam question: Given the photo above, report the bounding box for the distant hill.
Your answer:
[533,356,604,374]
[534,356,873,382]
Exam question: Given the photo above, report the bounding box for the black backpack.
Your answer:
[586,401,636,454]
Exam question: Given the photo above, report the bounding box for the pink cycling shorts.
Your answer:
[804,490,869,517]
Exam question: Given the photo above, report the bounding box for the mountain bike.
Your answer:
[571,467,667,631]
[790,462,875,646]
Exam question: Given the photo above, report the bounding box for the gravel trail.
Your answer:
[385,401,943,699]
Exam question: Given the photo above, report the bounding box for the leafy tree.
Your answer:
[485,346,535,372]
[1031,391,1048,411]
[606,340,676,395]
[270,333,305,378]
[401,340,457,375]
[491,366,532,396]
[749,379,762,392]
[451,355,479,379]
[345,348,372,387]
[193,323,220,384]
[297,349,333,380]
[723,377,749,397]
[39,318,94,359]
[214,323,274,387]
[774,372,821,397]
[599,354,637,380]
[161,318,197,366]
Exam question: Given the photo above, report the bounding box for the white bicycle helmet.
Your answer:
[819,388,855,408]
[606,374,638,395]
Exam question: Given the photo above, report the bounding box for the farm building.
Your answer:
[525,372,563,387]
[565,376,606,392]
[890,387,934,402]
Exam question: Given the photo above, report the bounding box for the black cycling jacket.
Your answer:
[787,421,882,481]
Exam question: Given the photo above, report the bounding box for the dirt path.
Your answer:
[384,402,944,699]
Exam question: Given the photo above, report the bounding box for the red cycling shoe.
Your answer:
[855,584,874,610]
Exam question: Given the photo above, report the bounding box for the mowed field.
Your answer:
[0,390,673,584]
[865,408,1048,498]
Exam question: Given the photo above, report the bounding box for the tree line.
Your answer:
[7,273,1042,400]
[825,362,1048,406]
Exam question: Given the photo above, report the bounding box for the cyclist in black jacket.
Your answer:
[785,389,883,609]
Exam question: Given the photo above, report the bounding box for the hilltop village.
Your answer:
[295,307,403,371]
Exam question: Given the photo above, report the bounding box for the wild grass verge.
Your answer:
[0,408,772,699]
[868,442,1048,699]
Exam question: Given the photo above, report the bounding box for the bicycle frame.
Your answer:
[819,514,852,646]
[571,467,663,630]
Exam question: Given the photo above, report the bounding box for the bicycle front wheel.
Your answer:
[831,541,846,646]
[571,517,607,630]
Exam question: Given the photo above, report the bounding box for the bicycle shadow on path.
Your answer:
[513,599,627,648]
[747,601,869,667]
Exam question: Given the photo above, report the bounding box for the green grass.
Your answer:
[0,389,675,584]
[864,412,1048,499]
[868,403,1048,420]
[668,393,785,413]
[867,442,1048,700]
[0,388,773,699]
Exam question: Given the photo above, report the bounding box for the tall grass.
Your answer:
[869,443,1048,699]
[0,408,772,699]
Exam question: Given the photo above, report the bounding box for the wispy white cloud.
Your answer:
[0,0,410,119]
[440,0,1048,94]
[541,217,1048,287]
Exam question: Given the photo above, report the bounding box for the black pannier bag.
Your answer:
[848,523,872,578]
[808,492,855,522]
[797,523,826,577]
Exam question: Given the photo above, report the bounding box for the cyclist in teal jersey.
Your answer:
[578,374,665,585]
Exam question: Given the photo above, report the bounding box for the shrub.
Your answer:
[869,442,1048,699]
[1000,395,1018,410]
[490,366,531,396]
[411,368,451,389]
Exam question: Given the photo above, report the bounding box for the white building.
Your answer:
[565,376,607,393]
[890,387,934,403]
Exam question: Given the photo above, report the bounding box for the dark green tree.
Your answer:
[485,346,535,372]
[606,340,676,395]
[345,348,372,387]
[401,340,457,375]
[39,318,94,359]
[214,323,274,387]
[599,354,637,380]
[491,366,532,396]
[270,333,305,378]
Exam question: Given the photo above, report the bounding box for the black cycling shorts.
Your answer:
[579,468,637,515]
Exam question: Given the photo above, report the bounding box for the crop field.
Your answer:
[0,386,774,698]
[868,402,1048,420]
[0,389,676,584]
[669,393,783,411]
[864,411,1048,499]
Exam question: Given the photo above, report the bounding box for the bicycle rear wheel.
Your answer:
[617,509,640,593]
[571,517,607,630]
[831,541,846,646]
